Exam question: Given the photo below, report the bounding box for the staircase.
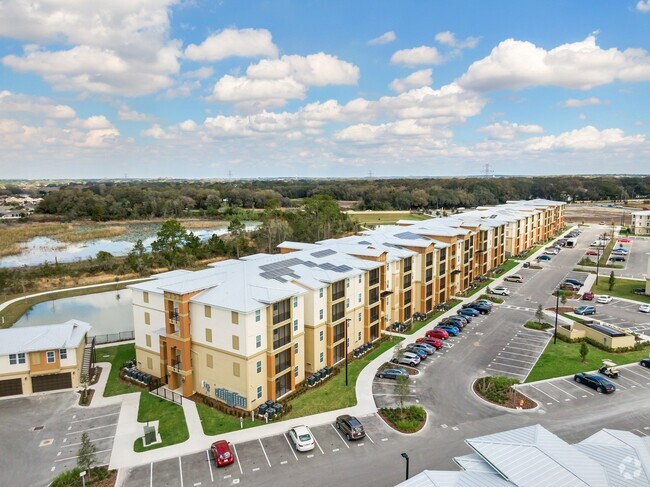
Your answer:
[80,338,95,383]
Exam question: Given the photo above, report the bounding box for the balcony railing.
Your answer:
[273,336,291,350]
[275,360,291,375]
[332,310,345,322]
[169,312,180,324]
[332,290,345,301]
[171,360,182,372]
[333,332,345,342]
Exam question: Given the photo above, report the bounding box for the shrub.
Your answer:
[525,321,552,331]
[478,294,504,304]
[379,406,426,433]
[474,376,519,405]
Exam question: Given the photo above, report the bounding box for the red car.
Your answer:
[585,250,598,256]
[618,238,631,243]
[211,440,234,467]
[416,337,444,349]
[425,328,449,340]
[582,292,594,301]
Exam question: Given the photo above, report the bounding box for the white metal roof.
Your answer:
[395,471,512,487]
[0,320,91,356]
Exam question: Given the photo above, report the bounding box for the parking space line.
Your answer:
[179,456,184,487]
[495,356,535,364]
[258,438,272,467]
[487,367,526,377]
[150,462,153,487]
[330,424,350,448]
[491,361,530,370]
[55,448,112,462]
[624,367,650,382]
[619,376,645,389]
[283,434,299,461]
[365,432,375,444]
[562,378,594,395]
[65,423,118,435]
[206,450,214,483]
[232,444,243,474]
[312,434,325,455]
[515,332,550,340]
[65,435,115,448]
[547,381,577,399]
[507,344,544,352]
[530,385,560,403]
[499,350,540,359]
[634,429,647,436]
[512,336,549,344]
[70,412,119,423]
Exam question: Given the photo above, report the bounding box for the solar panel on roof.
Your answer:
[311,249,336,258]
[394,231,423,240]
[319,262,336,270]
[336,265,353,272]
[358,240,371,245]
[302,261,317,268]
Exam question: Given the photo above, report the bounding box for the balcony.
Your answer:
[169,311,180,325]
[275,360,291,375]
[273,335,291,350]
[171,360,182,372]
[333,331,345,342]
[332,290,345,301]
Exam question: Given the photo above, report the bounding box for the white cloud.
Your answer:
[0,0,181,96]
[389,69,433,93]
[434,31,479,49]
[368,31,397,46]
[246,53,359,86]
[335,119,450,143]
[142,124,167,139]
[562,97,607,107]
[71,115,116,130]
[178,120,198,132]
[208,75,306,110]
[578,114,587,120]
[116,103,153,122]
[390,46,442,66]
[526,126,645,151]
[637,1,650,13]
[459,36,650,92]
[184,28,278,62]
[0,91,76,119]
[478,121,544,140]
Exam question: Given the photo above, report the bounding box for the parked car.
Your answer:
[425,329,449,340]
[575,305,596,315]
[618,238,631,243]
[491,286,510,296]
[504,274,524,283]
[560,282,580,291]
[597,295,613,304]
[611,248,629,254]
[443,316,468,326]
[288,425,316,452]
[391,351,421,367]
[544,249,558,255]
[435,324,459,336]
[610,255,626,262]
[416,337,444,349]
[404,346,428,360]
[639,304,650,313]
[634,288,647,295]
[640,358,650,367]
[211,440,235,467]
[407,342,435,355]
[573,373,616,394]
[458,307,480,318]
[335,415,366,440]
[538,255,552,261]
[469,301,492,314]
[564,278,584,287]
[582,291,594,301]
[376,368,409,380]
[586,250,598,256]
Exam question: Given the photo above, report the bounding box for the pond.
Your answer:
[0,221,260,268]
[12,289,134,337]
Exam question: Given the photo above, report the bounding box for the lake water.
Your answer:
[12,289,134,337]
[0,221,259,268]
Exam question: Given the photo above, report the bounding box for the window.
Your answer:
[358,275,362,284]
[370,306,379,323]
[331,280,345,300]
[331,301,345,321]
[232,335,240,350]
[293,296,298,308]
[206,354,213,368]
[256,335,262,348]
[319,330,324,342]
[404,257,412,272]
[205,328,212,343]
[294,365,299,378]
[231,311,239,325]
[346,278,350,288]
[255,310,261,322]
[9,353,25,365]
[358,293,362,303]
[358,332,362,341]
[369,268,379,286]
[369,287,379,304]
[46,351,55,364]
[386,296,390,306]
[272,324,291,349]
[143,291,149,303]
[333,323,345,342]
[293,319,298,332]
[403,274,412,289]
[386,263,390,271]
[294,343,299,355]
[320,352,324,363]
[319,309,324,320]
[147,357,153,369]
[59,349,67,360]
[358,312,362,321]
[404,289,412,305]
[426,252,433,267]
[319,288,324,298]
[257,360,262,374]
[274,349,291,374]
[272,299,291,324]
[257,385,263,399]
[346,298,350,308]
[204,305,211,318]
[233,363,240,377]
[145,334,152,348]
[144,312,150,325]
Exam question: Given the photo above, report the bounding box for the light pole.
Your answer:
[345,318,350,386]
[401,452,410,480]
[554,287,559,345]
[595,245,601,285]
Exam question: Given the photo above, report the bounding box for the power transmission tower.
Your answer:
[481,163,494,178]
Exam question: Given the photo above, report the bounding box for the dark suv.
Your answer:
[564,278,584,287]
[336,415,366,440]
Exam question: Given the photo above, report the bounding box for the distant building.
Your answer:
[631,210,650,235]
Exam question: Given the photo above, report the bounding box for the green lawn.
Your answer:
[490,259,519,276]
[404,299,462,335]
[197,403,258,436]
[590,277,650,304]
[463,279,494,298]
[526,340,650,383]
[97,343,139,397]
[133,393,189,452]
[512,246,542,261]
[282,336,404,419]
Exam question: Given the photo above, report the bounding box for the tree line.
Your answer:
[31,176,650,221]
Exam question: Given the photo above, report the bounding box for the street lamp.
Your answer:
[401,452,410,480]
[554,286,560,345]
[345,318,350,386]
[595,244,601,285]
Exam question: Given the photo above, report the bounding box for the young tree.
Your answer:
[608,270,616,291]
[535,304,545,324]
[579,342,589,363]
[228,218,247,258]
[395,374,410,414]
[77,431,97,476]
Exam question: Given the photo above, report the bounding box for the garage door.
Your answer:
[32,373,72,393]
[0,378,23,397]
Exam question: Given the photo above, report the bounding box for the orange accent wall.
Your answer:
[30,351,60,373]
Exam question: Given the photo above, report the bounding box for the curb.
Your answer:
[470,377,539,414]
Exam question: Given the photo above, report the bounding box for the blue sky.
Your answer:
[1,0,649,179]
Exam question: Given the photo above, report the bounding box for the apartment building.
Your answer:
[0,320,91,397]
[129,199,564,410]
[631,210,650,235]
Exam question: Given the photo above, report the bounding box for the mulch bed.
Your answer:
[90,366,103,386]
[78,388,95,406]
[87,468,117,487]
[473,382,537,410]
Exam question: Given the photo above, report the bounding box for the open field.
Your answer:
[565,204,632,225]
[347,211,431,226]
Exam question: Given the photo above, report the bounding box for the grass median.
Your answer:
[590,277,650,304]
[133,393,189,452]
[526,340,650,383]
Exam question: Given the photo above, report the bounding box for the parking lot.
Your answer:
[120,413,396,487]
[486,325,551,380]
[516,362,650,410]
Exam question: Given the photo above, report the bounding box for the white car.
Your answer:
[391,351,421,367]
[288,425,315,452]
[545,249,558,255]
[597,295,613,304]
[640,304,650,313]
[491,286,510,296]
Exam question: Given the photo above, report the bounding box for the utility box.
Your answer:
[143,425,157,446]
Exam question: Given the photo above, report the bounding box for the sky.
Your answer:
[1,0,650,179]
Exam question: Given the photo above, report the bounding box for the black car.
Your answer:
[564,278,584,287]
[640,358,650,368]
[574,373,616,393]
[464,301,492,314]
[335,415,366,440]
[442,317,466,328]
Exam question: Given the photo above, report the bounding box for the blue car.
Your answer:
[458,307,480,317]
[405,346,428,360]
[435,325,459,336]
[376,368,409,380]
[575,306,596,315]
